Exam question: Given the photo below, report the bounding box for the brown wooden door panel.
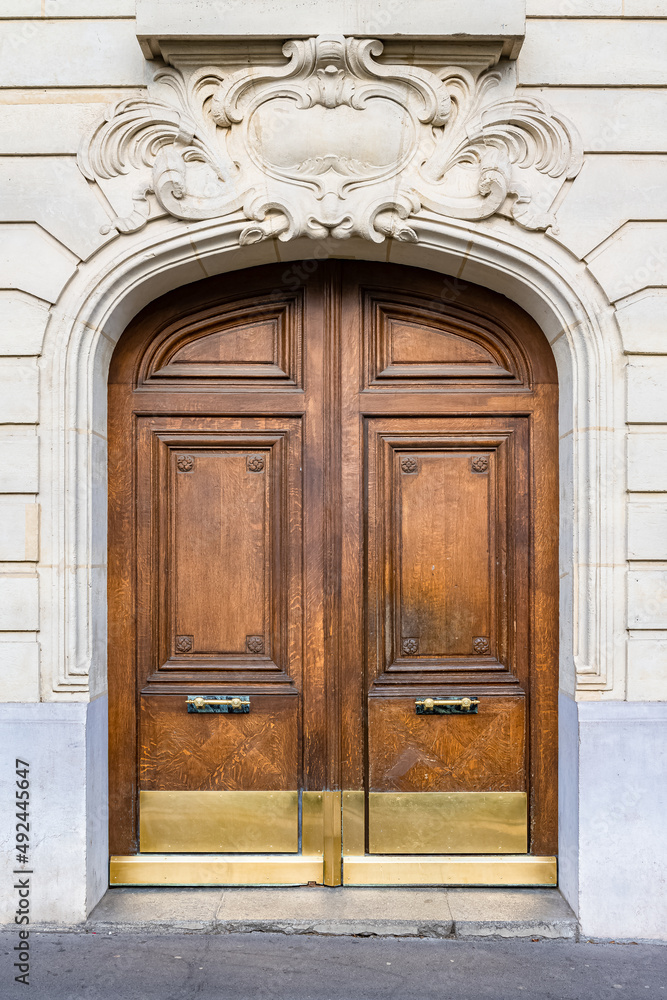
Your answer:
[140,695,299,791]
[108,260,558,860]
[136,418,303,687]
[362,286,531,389]
[368,697,526,792]
[172,448,272,658]
[397,448,496,661]
[140,289,304,389]
[365,419,529,686]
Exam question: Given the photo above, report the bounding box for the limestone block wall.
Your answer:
[0,1,665,936]
[517,4,667,706]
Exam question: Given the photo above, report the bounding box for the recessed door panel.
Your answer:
[140,695,299,791]
[141,291,304,387]
[366,421,526,682]
[368,697,526,792]
[172,448,271,659]
[396,447,497,662]
[135,419,303,682]
[362,288,530,387]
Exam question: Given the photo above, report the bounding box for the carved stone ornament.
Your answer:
[78,35,583,244]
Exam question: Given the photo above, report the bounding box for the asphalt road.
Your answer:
[1,932,665,1000]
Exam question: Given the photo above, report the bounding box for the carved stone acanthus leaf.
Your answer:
[78,35,583,244]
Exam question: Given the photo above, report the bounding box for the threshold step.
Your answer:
[78,886,577,939]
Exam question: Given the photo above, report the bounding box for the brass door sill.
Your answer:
[110,854,324,886]
[110,853,556,887]
[342,855,557,886]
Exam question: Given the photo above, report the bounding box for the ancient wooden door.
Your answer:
[108,261,558,886]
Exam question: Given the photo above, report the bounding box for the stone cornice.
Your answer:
[136,0,526,59]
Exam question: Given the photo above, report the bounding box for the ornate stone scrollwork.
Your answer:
[78,35,583,243]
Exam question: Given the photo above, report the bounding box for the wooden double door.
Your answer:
[108,261,558,886]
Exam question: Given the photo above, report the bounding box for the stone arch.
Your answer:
[39,211,626,906]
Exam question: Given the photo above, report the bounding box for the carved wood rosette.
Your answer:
[78,35,582,243]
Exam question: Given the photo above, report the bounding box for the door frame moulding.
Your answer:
[41,211,626,707]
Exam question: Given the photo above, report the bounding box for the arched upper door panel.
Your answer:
[109,261,556,393]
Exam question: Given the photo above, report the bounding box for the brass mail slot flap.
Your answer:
[368,791,528,855]
[343,854,556,886]
[111,854,323,886]
[139,790,299,854]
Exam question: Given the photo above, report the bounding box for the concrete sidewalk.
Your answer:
[1,931,664,1000]
[83,886,578,939]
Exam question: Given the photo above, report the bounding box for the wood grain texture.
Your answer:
[108,260,558,858]
[363,286,534,388]
[368,697,526,792]
[142,291,304,388]
[172,449,269,655]
[134,417,303,685]
[365,418,527,682]
[397,448,494,659]
[140,696,298,791]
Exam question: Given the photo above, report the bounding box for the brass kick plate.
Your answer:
[368,791,528,855]
[139,790,298,853]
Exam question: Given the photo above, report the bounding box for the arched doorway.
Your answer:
[107,259,558,886]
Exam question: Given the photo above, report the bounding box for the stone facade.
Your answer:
[0,1,665,939]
